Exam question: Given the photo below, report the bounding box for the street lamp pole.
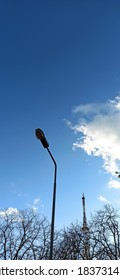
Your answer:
[47,147,57,260]
[35,128,57,260]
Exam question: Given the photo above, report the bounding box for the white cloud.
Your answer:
[0,207,19,217]
[69,96,120,176]
[108,179,120,189]
[32,197,40,211]
[73,103,108,115]
[98,195,109,203]
[34,198,40,205]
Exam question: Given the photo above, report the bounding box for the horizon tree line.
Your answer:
[0,204,120,259]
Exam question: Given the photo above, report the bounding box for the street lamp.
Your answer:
[35,128,57,260]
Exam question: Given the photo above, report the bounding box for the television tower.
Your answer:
[82,194,90,259]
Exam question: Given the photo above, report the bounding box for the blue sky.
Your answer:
[1,0,120,229]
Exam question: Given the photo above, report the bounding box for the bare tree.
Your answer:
[90,204,120,260]
[54,204,120,260]
[54,222,85,259]
[0,208,50,259]
[1,204,120,260]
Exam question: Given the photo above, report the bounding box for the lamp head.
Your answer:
[35,128,49,148]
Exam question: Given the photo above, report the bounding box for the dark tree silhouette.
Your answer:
[90,204,120,260]
[0,208,50,259]
[0,204,120,260]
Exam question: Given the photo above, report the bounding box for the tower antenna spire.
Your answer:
[81,194,90,259]
[82,193,88,231]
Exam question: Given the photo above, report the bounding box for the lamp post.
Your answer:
[35,128,57,260]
